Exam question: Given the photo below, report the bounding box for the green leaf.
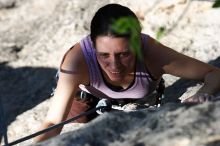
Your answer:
[156,26,166,41]
[111,17,142,60]
[213,0,220,8]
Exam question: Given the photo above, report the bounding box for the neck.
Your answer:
[102,70,135,89]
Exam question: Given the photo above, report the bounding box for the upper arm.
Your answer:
[144,36,216,81]
[45,43,89,124]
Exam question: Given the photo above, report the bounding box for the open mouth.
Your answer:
[109,70,121,74]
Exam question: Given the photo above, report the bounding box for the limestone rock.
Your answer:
[33,101,220,146]
[0,0,220,145]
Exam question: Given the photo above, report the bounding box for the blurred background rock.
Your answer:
[0,0,220,145]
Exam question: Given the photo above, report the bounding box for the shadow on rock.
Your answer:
[164,56,220,102]
[0,62,57,126]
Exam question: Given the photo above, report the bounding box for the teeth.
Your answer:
[110,71,120,74]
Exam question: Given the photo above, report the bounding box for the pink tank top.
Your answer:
[80,33,159,99]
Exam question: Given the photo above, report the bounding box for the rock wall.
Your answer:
[34,102,220,146]
[0,0,220,145]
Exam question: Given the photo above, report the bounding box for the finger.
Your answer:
[181,98,192,103]
[203,94,214,102]
[182,97,197,103]
[192,97,200,103]
[212,96,220,101]
[195,93,211,102]
[198,95,206,102]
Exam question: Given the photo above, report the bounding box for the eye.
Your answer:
[119,52,130,58]
[97,53,110,58]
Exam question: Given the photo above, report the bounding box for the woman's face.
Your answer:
[95,36,136,82]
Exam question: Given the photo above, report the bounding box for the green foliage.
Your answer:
[111,17,142,60]
[213,0,220,8]
[156,26,166,41]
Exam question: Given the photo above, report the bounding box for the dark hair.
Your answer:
[90,3,142,45]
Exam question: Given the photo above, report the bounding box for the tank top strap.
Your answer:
[140,33,158,81]
[80,35,102,86]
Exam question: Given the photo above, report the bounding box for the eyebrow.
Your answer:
[96,50,130,54]
[96,52,109,54]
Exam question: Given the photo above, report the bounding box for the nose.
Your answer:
[110,55,121,70]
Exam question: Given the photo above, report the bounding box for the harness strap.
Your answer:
[155,78,165,107]
[80,78,165,107]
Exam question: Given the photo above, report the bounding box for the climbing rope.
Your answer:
[1,103,110,146]
[0,97,9,146]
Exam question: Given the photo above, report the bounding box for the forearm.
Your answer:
[197,69,220,95]
[33,122,63,143]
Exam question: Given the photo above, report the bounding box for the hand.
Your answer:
[181,93,215,103]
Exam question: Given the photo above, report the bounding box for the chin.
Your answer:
[108,74,123,82]
[110,77,122,82]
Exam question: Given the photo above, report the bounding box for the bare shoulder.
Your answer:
[142,35,167,78]
[45,43,89,124]
[60,42,89,84]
